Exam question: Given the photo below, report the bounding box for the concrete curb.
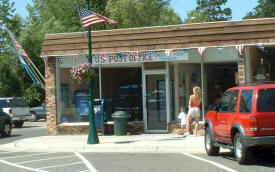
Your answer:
[0,134,206,154]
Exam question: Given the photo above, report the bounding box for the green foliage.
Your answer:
[0,0,44,106]
[0,0,181,106]
[105,0,181,29]
[195,0,232,21]
[184,10,210,24]
[244,0,275,19]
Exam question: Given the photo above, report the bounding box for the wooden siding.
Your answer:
[41,18,275,57]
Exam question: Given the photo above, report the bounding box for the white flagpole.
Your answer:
[28,58,45,83]
[27,61,45,88]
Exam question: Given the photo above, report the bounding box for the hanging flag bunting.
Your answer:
[183,48,189,54]
[236,45,244,55]
[72,55,77,62]
[132,51,139,58]
[42,57,48,64]
[257,44,265,50]
[146,50,154,59]
[71,55,78,62]
[78,6,117,30]
[217,46,224,53]
[101,53,108,61]
[165,49,173,57]
[198,47,206,56]
[57,56,63,63]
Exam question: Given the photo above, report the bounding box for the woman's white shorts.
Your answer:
[187,107,200,118]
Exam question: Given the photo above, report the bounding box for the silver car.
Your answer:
[0,97,31,128]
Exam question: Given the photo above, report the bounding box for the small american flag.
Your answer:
[78,7,117,29]
[146,51,154,59]
[71,55,78,62]
[217,47,224,53]
[101,53,108,61]
[183,48,189,54]
[236,45,244,55]
[57,56,63,63]
[198,47,206,56]
[165,49,173,57]
[132,51,139,58]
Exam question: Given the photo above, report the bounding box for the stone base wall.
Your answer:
[55,122,205,135]
[56,122,144,135]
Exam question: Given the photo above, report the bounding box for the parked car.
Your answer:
[0,97,32,128]
[0,111,12,137]
[204,82,275,164]
[30,105,46,121]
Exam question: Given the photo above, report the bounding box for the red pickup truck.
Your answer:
[204,82,275,164]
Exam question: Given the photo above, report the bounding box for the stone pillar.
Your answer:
[45,57,57,135]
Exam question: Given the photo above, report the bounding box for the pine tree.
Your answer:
[195,0,232,21]
[244,0,275,19]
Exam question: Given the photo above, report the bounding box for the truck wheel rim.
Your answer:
[4,124,10,134]
[205,132,210,151]
[235,137,242,159]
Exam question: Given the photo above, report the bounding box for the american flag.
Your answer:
[101,53,108,61]
[236,45,244,55]
[7,30,30,61]
[198,47,206,56]
[78,7,117,29]
[165,49,173,57]
[71,55,78,62]
[132,51,139,58]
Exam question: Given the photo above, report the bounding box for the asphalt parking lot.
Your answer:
[0,150,274,172]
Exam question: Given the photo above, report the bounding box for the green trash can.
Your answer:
[112,111,129,136]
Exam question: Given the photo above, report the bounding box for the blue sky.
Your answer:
[12,0,258,21]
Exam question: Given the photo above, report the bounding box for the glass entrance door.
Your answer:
[145,73,167,131]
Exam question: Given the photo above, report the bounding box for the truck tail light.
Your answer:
[9,109,12,114]
[250,117,258,132]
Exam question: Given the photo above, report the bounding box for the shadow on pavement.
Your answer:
[217,150,275,167]
[156,137,184,141]
[115,141,136,144]
[254,150,275,167]
[0,134,21,139]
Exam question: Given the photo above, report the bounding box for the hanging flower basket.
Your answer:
[70,63,94,82]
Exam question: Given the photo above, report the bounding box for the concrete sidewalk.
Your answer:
[0,134,205,154]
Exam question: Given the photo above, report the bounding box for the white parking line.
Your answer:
[79,170,91,172]
[0,152,55,160]
[182,152,238,172]
[16,155,76,164]
[75,152,97,172]
[0,159,47,172]
[0,151,20,155]
[37,162,83,170]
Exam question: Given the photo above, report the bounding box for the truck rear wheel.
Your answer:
[234,133,254,164]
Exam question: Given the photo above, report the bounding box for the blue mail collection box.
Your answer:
[94,99,105,135]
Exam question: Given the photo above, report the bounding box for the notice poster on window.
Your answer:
[75,90,89,116]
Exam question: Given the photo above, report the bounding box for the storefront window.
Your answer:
[57,66,143,123]
[57,68,99,123]
[101,68,142,121]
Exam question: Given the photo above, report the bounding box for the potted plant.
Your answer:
[70,63,94,82]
